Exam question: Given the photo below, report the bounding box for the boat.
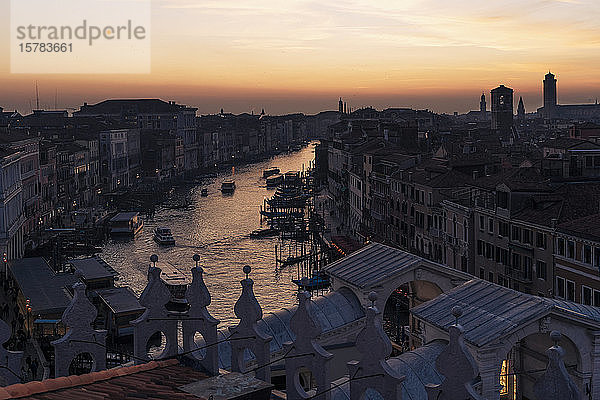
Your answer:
[109,212,144,238]
[263,167,280,178]
[221,179,236,194]
[266,174,283,188]
[153,227,175,246]
[293,271,330,291]
[200,188,208,197]
[250,227,278,238]
[156,261,191,312]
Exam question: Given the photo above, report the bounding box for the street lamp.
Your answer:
[25,299,31,338]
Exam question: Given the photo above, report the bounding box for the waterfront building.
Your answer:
[538,71,600,121]
[99,129,131,192]
[0,147,24,260]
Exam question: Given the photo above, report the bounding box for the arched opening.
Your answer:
[383,280,443,352]
[293,366,317,397]
[146,331,168,360]
[500,332,582,400]
[236,347,257,374]
[360,388,385,400]
[191,331,207,360]
[68,352,94,375]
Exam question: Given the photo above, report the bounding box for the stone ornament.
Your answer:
[183,255,220,375]
[52,282,107,377]
[284,291,333,400]
[348,292,404,400]
[132,256,178,363]
[228,265,272,383]
[533,331,582,400]
[0,318,23,386]
[426,306,484,400]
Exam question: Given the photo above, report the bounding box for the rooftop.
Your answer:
[412,279,600,348]
[0,359,208,399]
[324,242,422,289]
[67,257,118,282]
[95,287,144,315]
[8,258,78,315]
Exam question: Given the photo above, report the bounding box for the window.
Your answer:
[556,276,566,299]
[463,221,468,241]
[583,286,593,305]
[488,218,494,233]
[595,247,600,268]
[488,272,494,283]
[594,290,600,307]
[524,257,532,280]
[499,221,509,237]
[586,156,593,168]
[567,240,575,259]
[523,229,532,245]
[557,238,565,256]
[477,240,484,256]
[512,226,521,242]
[512,253,521,271]
[536,260,547,280]
[479,216,485,231]
[479,268,485,279]
[567,280,575,301]
[497,191,509,209]
[536,232,547,249]
[584,245,592,264]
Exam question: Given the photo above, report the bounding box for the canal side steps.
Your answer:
[20,253,583,400]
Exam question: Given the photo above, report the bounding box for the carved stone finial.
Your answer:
[368,291,377,307]
[150,254,158,265]
[183,261,220,375]
[285,291,333,400]
[452,306,463,325]
[193,254,200,267]
[0,319,23,385]
[348,298,404,400]
[229,267,272,382]
[52,282,107,377]
[533,331,581,400]
[425,309,483,400]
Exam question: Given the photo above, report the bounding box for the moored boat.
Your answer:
[200,188,208,197]
[109,212,144,238]
[263,167,280,178]
[221,179,236,194]
[266,174,283,188]
[153,227,175,246]
[250,227,279,238]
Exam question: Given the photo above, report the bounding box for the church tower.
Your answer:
[480,93,487,113]
[339,98,344,114]
[517,97,525,121]
[543,72,557,119]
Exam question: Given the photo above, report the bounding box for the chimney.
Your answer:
[551,218,558,229]
[473,170,479,180]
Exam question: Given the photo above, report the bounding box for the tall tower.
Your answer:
[339,98,344,114]
[491,85,514,133]
[517,97,525,121]
[543,72,557,119]
[480,93,487,113]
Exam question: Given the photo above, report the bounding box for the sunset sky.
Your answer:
[1,0,600,115]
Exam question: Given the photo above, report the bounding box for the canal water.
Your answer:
[100,145,316,325]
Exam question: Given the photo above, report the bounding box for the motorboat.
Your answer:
[250,227,279,238]
[263,167,280,178]
[200,188,208,197]
[221,179,236,194]
[153,227,175,246]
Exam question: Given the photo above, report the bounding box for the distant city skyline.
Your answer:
[1,0,600,114]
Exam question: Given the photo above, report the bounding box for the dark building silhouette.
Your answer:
[480,93,487,113]
[517,96,525,121]
[543,72,558,119]
[491,85,514,133]
[339,98,344,114]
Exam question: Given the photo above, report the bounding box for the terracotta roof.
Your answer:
[0,359,208,399]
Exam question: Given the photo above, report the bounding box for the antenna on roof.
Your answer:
[35,81,40,110]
